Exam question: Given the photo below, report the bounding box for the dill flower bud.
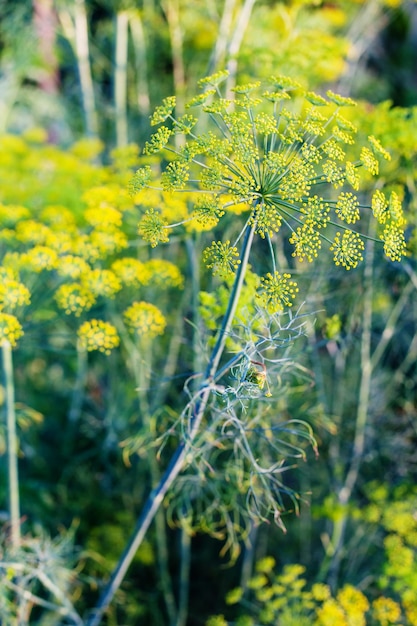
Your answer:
[203,241,241,278]
[381,223,407,262]
[193,195,225,227]
[138,209,169,247]
[78,319,120,355]
[84,206,123,228]
[124,301,166,339]
[289,226,321,262]
[331,231,365,270]
[144,126,172,155]
[372,190,389,224]
[256,272,298,313]
[360,147,379,175]
[150,96,176,126]
[335,192,360,224]
[128,166,152,195]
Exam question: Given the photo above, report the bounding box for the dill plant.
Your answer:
[83,70,408,624]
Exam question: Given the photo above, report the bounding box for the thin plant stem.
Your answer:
[207,0,237,75]
[59,0,98,136]
[115,10,129,147]
[327,235,375,589]
[2,340,21,549]
[68,341,88,423]
[85,221,256,626]
[128,10,150,118]
[162,0,185,148]
[225,0,258,98]
[176,529,191,626]
[137,340,178,625]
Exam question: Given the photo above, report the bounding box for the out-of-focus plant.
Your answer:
[206,550,415,626]
[0,132,187,622]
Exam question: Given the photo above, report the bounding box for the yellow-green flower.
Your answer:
[78,319,120,354]
[203,241,241,278]
[82,184,132,210]
[289,226,321,263]
[0,279,30,311]
[335,193,360,224]
[144,259,184,289]
[256,271,298,313]
[55,284,96,316]
[0,313,24,347]
[311,583,331,602]
[24,246,58,272]
[337,585,369,623]
[135,73,406,271]
[123,301,166,339]
[84,206,123,228]
[315,598,348,626]
[372,597,401,625]
[111,258,149,286]
[138,208,170,247]
[330,231,364,270]
[81,269,122,298]
[89,228,128,256]
[57,255,90,280]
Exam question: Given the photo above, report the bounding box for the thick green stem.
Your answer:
[85,221,256,626]
[2,341,21,548]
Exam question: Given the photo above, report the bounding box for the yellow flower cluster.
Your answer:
[0,278,30,311]
[123,301,167,339]
[78,319,120,355]
[0,133,186,354]
[257,272,299,313]
[0,313,24,347]
[55,284,96,316]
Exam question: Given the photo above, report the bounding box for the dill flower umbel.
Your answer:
[123,301,167,339]
[81,268,122,299]
[131,70,406,299]
[0,313,24,347]
[0,278,30,311]
[78,319,120,355]
[55,283,96,316]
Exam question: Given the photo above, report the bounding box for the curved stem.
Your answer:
[85,221,256,626]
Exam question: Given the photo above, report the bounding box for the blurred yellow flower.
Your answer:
[0,313,24,347]
[78,319,120,354]
[123,301,166,339]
